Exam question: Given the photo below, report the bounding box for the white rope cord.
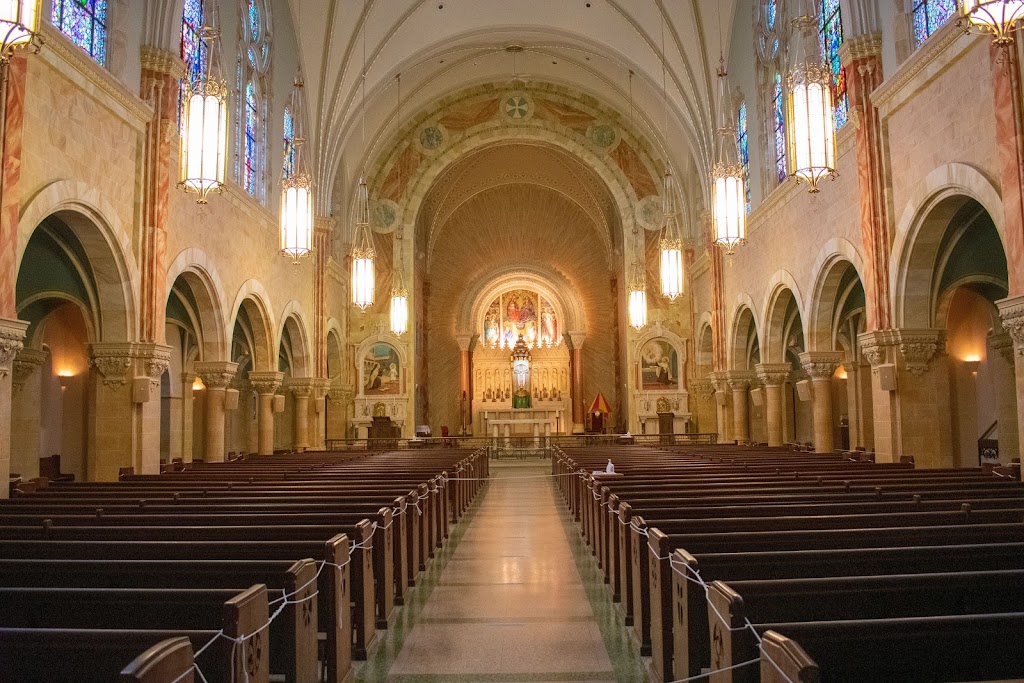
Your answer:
[668,656,761,682]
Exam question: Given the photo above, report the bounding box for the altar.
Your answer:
[482,407,566,444]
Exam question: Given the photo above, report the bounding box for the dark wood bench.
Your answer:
[119,636,196,683]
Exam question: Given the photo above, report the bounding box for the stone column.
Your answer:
[998,297,1024,477]
[89,343,136,481]
[844,360,861,449]
[0,319,26,496]
[456,334,474,434]
[709,372,732,443]
[194,361,238,463]
[688,378,716,436]
[180,373,195,463]
[568,332,586,433]
[248,371,283,456]
[990,331,1019,464]
[726,372,754,444]
[756,363,791,447]
[289,380,315,452]
[11,348,45,477]
[700,210,728,372]
[135,344,171,474]
[326,385,353,445]
[799,352,844,453]
[314,218,332,378]
[310,378,330,450]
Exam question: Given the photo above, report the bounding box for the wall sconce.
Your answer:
[964,359,981,376]
[192,377,205,392]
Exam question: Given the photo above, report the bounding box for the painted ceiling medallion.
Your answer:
[502,92,533,122]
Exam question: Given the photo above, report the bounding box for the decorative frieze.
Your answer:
[687,378,715,400]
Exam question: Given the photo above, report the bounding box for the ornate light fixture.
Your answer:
[280,74,313,263]
[180,0,228,203]
[656,14,683,301]
[390,231,409,335]
[351,177,375,310]
[0,0,41,61]
[786,0,837,193]
[712,58,746,254]
[351,2,374,310]
[959,0,1024,45]
[511,335,532,409]
[627,227,647,330]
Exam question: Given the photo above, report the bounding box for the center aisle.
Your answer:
[355,458,647,682]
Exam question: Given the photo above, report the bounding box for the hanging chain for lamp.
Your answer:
[0,0,41,62]
[958,0,1024,46]
[627,226,648,331]
[657,10,683,301]
[711,57,747,254]
[786,0,837,193]
[390,73,409,335]
[351,0,375,310]
[280,73,314,263]
[180,0,229,203]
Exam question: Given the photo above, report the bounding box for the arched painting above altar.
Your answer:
[363,342,401,396]
[640,338,679,391]
[482,289,560,349]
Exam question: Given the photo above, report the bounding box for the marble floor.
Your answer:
[354,459,647,683]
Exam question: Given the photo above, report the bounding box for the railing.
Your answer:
[324,432,719,454]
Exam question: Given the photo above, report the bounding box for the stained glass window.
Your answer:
[913,0,958,47]
[819,0,848,129]
[244,82,259,195]
[52,0,108,64]
[179,0,206,125]
[283,107,295,179]
[774,72,786,184]
[737,102,750,214]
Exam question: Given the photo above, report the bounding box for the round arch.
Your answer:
[806,238,867,352]
[226,281,276,373]
[728,301,761,371]
[18,180,140,341]
[277,301,313,379]
[762,275,806,364]
[458,266,586,339]
[165,248,229,362]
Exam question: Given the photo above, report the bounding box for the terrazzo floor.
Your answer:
[354,458,647,683]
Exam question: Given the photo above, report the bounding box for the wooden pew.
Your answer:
[119,637,196,683]
[0,558,319,683]
[0,584,268,683]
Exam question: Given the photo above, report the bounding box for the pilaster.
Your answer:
[756,363,791,447]
[998,295,1024,478]
[314,217,334,378]
[726,371,755,443]
[249,371,283,456]
[180,372,196,463]
[0,319,26,496]
[194,361,239,462]
[287,378,317,452]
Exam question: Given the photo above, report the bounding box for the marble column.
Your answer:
[456,334,474,434]
[568,332,586,433]
[180,373,195,463]
[756,363,791,447]
[0,319,26,496]
[799,352,844,453]
[248,371,283,456]
[841,33,892,330]
[289,380,315,452]
[314,218,332,378]
[194,361,238,463]
[0,58,28,318]
[727,372,754,444]
[998,297,1024,478]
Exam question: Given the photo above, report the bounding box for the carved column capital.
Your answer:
[193,361,239,390]
[858,330,897,368]
[89,342,135,388]
[755,363,791,387]
[725,371,755,392]
[990,332,1016,366]
[0,319,28,378]
[566,331,586,350]
[12,348,46,392]
[455,334,476,352]
[135,343,172,384]
[287,378,317,399]
[248,371,284,396]
[688,378,716,400]
[798,351,845,381]
[998,295,1024,357]
[896,329,945,377]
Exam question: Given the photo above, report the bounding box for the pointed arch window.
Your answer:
[820,0,848,128]
[238,0,272,201]
[773,72,786,184]
[180,0,206,125]
[737,101,750,214]
[52,0,108,64]
[283,105,296,179]
[913,0,959,47]
[757,0,788,192]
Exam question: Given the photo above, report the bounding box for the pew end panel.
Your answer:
[282,559,319,683]
[629,515,652,656]
[671,549,706,681]
[323,533,353,683]
[647,528,674,683]
[707,581,758,683]
[119,636,195,683]
[224,584,271,683]
[607,493,621,601]
[374,506,396,628]
[759,630,819,683]
[618,502,634,627]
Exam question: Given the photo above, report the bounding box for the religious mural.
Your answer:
[363,343,401,395]
[482,289,560,349]
[640,339,678,390]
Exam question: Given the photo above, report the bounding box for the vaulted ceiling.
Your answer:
[283,0,738,213]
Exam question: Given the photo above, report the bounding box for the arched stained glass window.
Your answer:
[913,0,958,47]
[737,102,750,214]
[52,0,108,64]
[819,0,848,129]
[239,0,271,201]
[283,106,295,179]
[180,0,206,124]
[773,72,786,184]
[244,82,259,195]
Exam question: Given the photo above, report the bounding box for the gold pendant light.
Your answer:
[657,12,683,301]
[959,1,1024,45]
[786,0,837,193]
[351,0,375,310]
[712,58,746,254]
[390,74,408,334]
[627,226,647,330]
[280,74,313,263]
[0,0,41,61]
[180,0,228,204]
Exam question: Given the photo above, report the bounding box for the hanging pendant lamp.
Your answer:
[180,0,228,203]
[390,74,408,334]
[959,1,1024,45]
[786,0,837,193]
[351,0,375,310]
[627,227,647,330]
[280,74,313,263]
[656,14,684,301]
[711,58,746,254]
[0,0,41,61]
